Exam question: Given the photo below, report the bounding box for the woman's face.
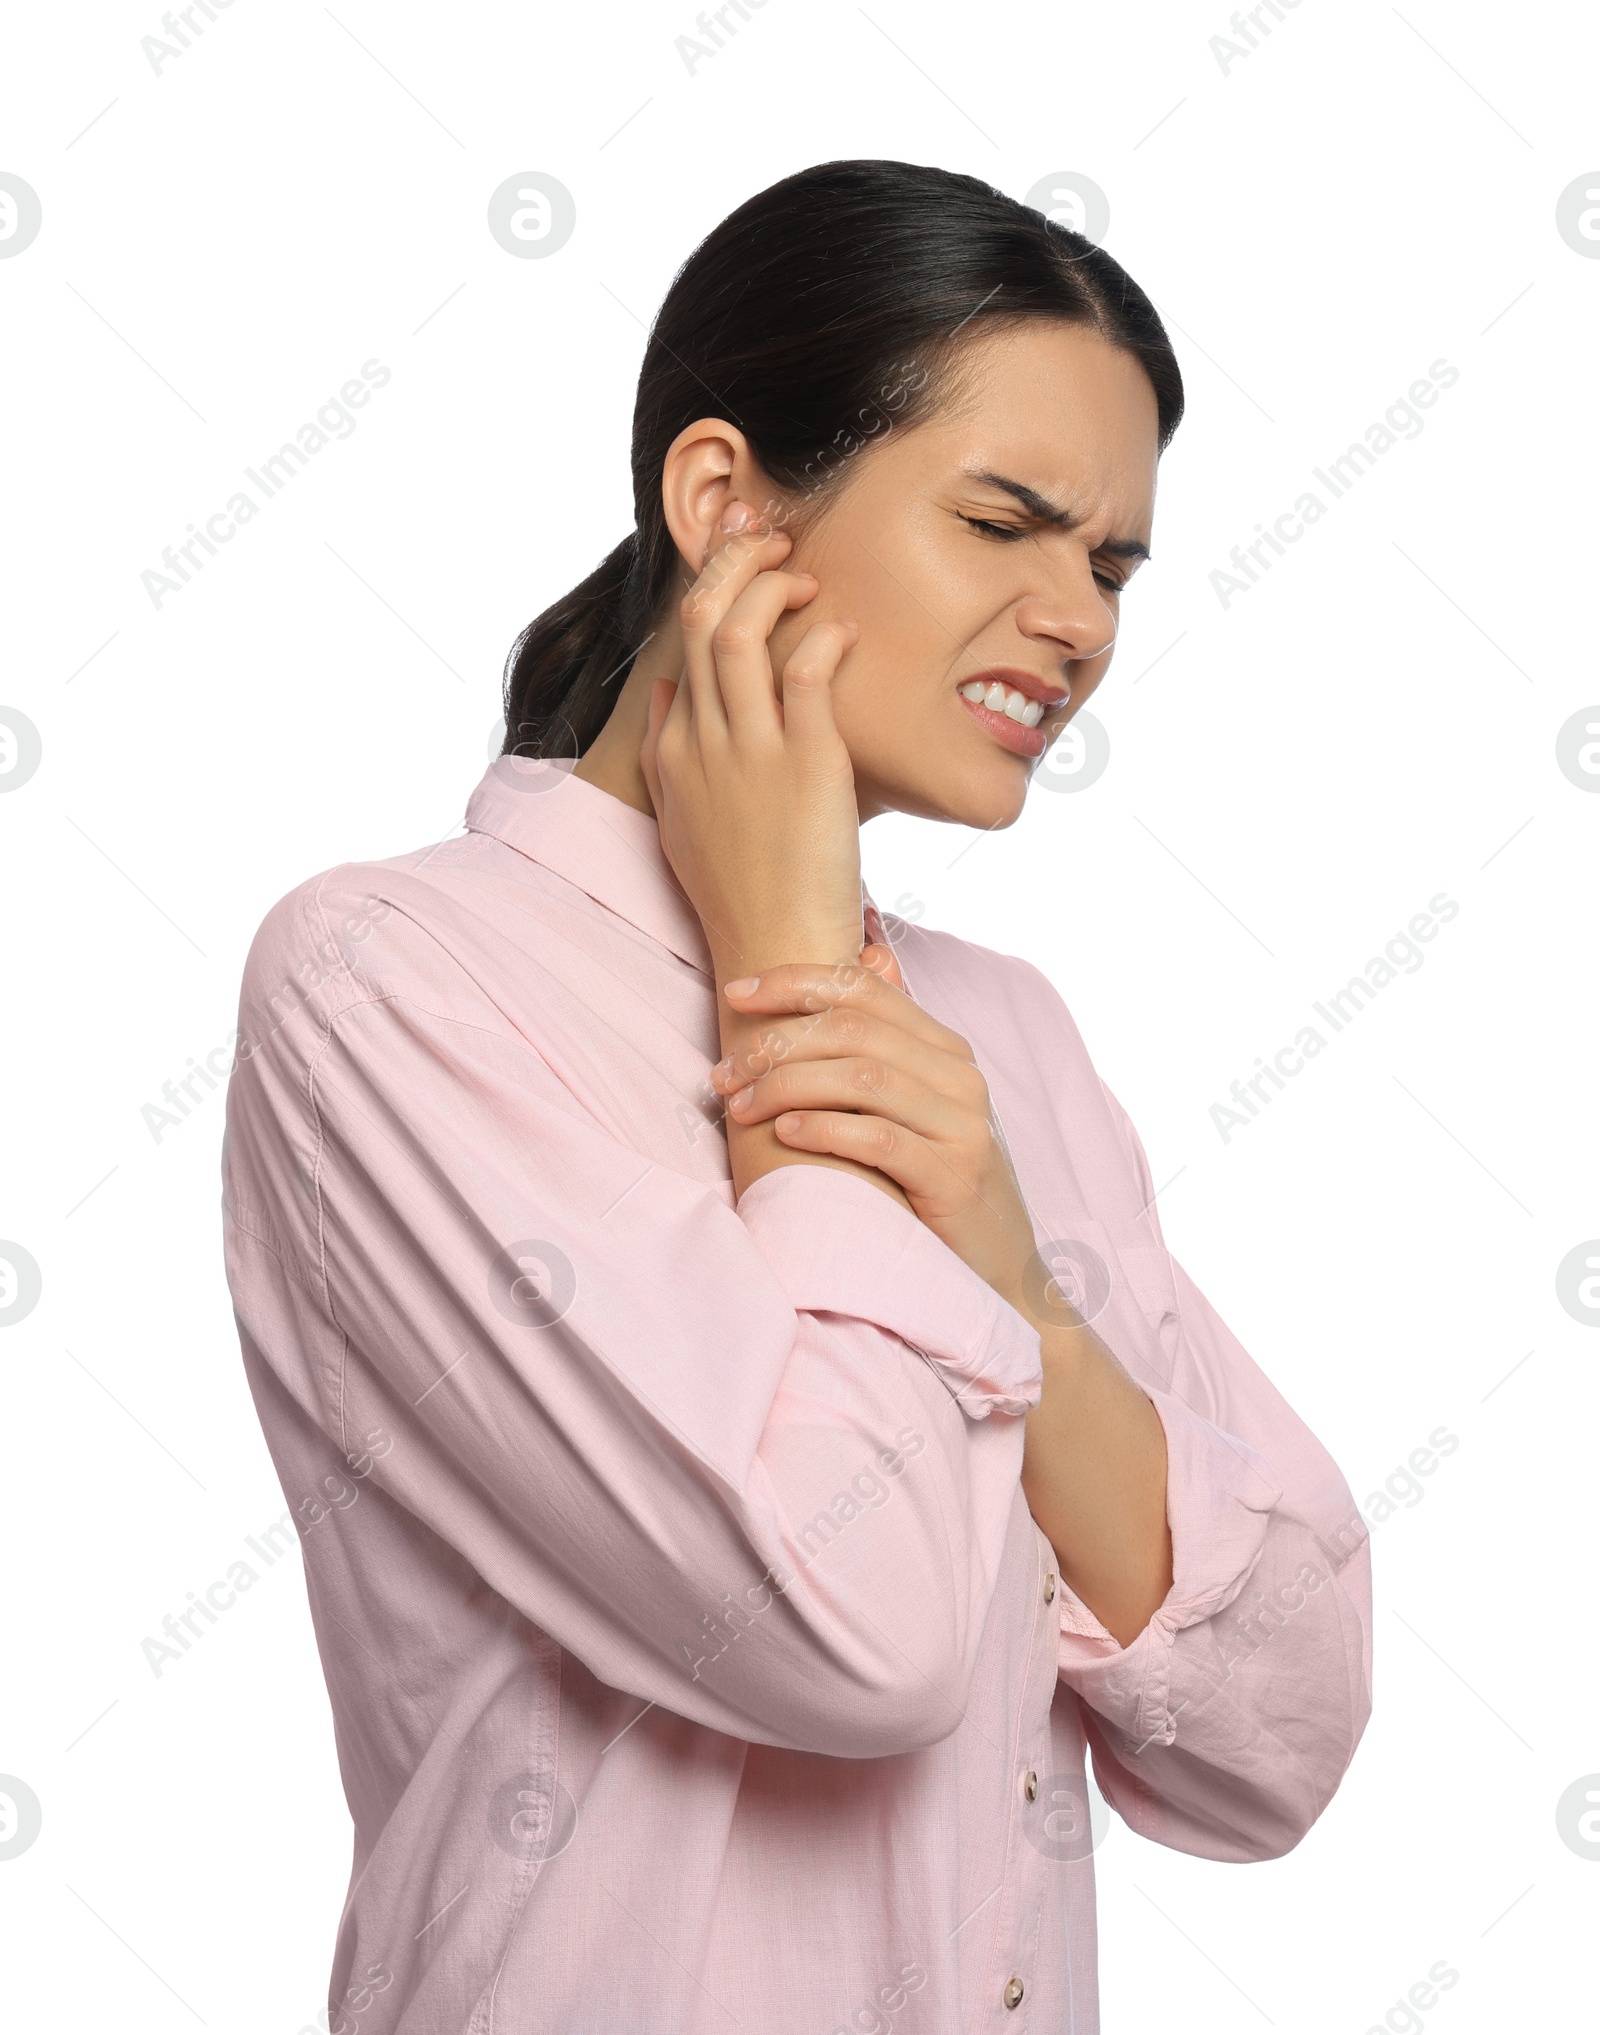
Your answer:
[766,320,1160,829]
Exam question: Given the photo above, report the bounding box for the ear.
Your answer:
[660,418,795,575]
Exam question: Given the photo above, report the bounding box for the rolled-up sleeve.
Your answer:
[1051,1081,1373,1862]
[223,965,1041,1763]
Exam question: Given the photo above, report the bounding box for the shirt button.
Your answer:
[1044,1572,1057,1604]
[1024,1770,1038,1801]
[1003,1976,1025,2009]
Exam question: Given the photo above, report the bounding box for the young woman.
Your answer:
[223,160,1372,2034]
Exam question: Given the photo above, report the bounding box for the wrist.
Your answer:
[706,926,864,984]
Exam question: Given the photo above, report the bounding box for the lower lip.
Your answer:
[957,691,1051,759]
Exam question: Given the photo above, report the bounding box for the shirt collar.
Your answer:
[462,755,893,983]
[464,757,715,974]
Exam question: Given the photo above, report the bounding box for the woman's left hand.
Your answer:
[709,948,1038,1310]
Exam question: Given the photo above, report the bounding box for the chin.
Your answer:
[870,758,1032,831]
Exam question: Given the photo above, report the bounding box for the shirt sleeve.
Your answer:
[222,949,1042,1765]
[1050,1078,1374,1863]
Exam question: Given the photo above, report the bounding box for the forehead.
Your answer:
[920,320,1160,515]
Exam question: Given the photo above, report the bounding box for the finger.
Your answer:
[861,941,905,992]
[711,1006,986,1109]
[767,1109,950,1204]
[721,959,975,1061]
[779,619,858,752]
[677,521,796,735]
[725,1055,971,1147]
[709,570,827,741]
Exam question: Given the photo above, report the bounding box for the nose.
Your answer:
[1014,550,1119,667]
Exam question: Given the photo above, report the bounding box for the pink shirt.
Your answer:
[221,755,1372,2034]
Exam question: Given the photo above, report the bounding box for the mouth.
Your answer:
[956,671,1070,759]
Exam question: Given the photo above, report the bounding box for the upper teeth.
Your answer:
[960,678,1045,727]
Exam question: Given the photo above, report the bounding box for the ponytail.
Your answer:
[501,531,651,759]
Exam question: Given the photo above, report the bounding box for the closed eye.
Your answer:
[959,513,1027,543]
[958,513,1127,595]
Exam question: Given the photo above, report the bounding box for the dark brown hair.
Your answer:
[501,159,1183,760]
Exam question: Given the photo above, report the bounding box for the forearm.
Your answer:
[1017,1314,1173,1648]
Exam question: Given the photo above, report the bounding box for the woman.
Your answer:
[223,160,1371,2034]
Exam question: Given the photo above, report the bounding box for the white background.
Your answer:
[2,1,1596,2029]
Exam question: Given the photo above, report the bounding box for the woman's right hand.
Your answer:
[639,502,867,984]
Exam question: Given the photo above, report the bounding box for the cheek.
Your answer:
[775,577,949,744]
[774,507,1003,765]
[825,641,926,763]
[1067,666,1106,710]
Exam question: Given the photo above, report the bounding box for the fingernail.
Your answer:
[723,975,758,996]
[719,501,751,532]
[730,1085,755,1112]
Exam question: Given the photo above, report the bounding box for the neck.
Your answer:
[571,642,676,817]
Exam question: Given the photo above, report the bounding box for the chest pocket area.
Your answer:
[1025,1217,1182,1391]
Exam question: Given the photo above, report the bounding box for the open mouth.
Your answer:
[956,675,1067,759]
[958,677,1047,728]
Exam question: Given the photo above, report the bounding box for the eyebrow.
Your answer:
[965,468,1152,563]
